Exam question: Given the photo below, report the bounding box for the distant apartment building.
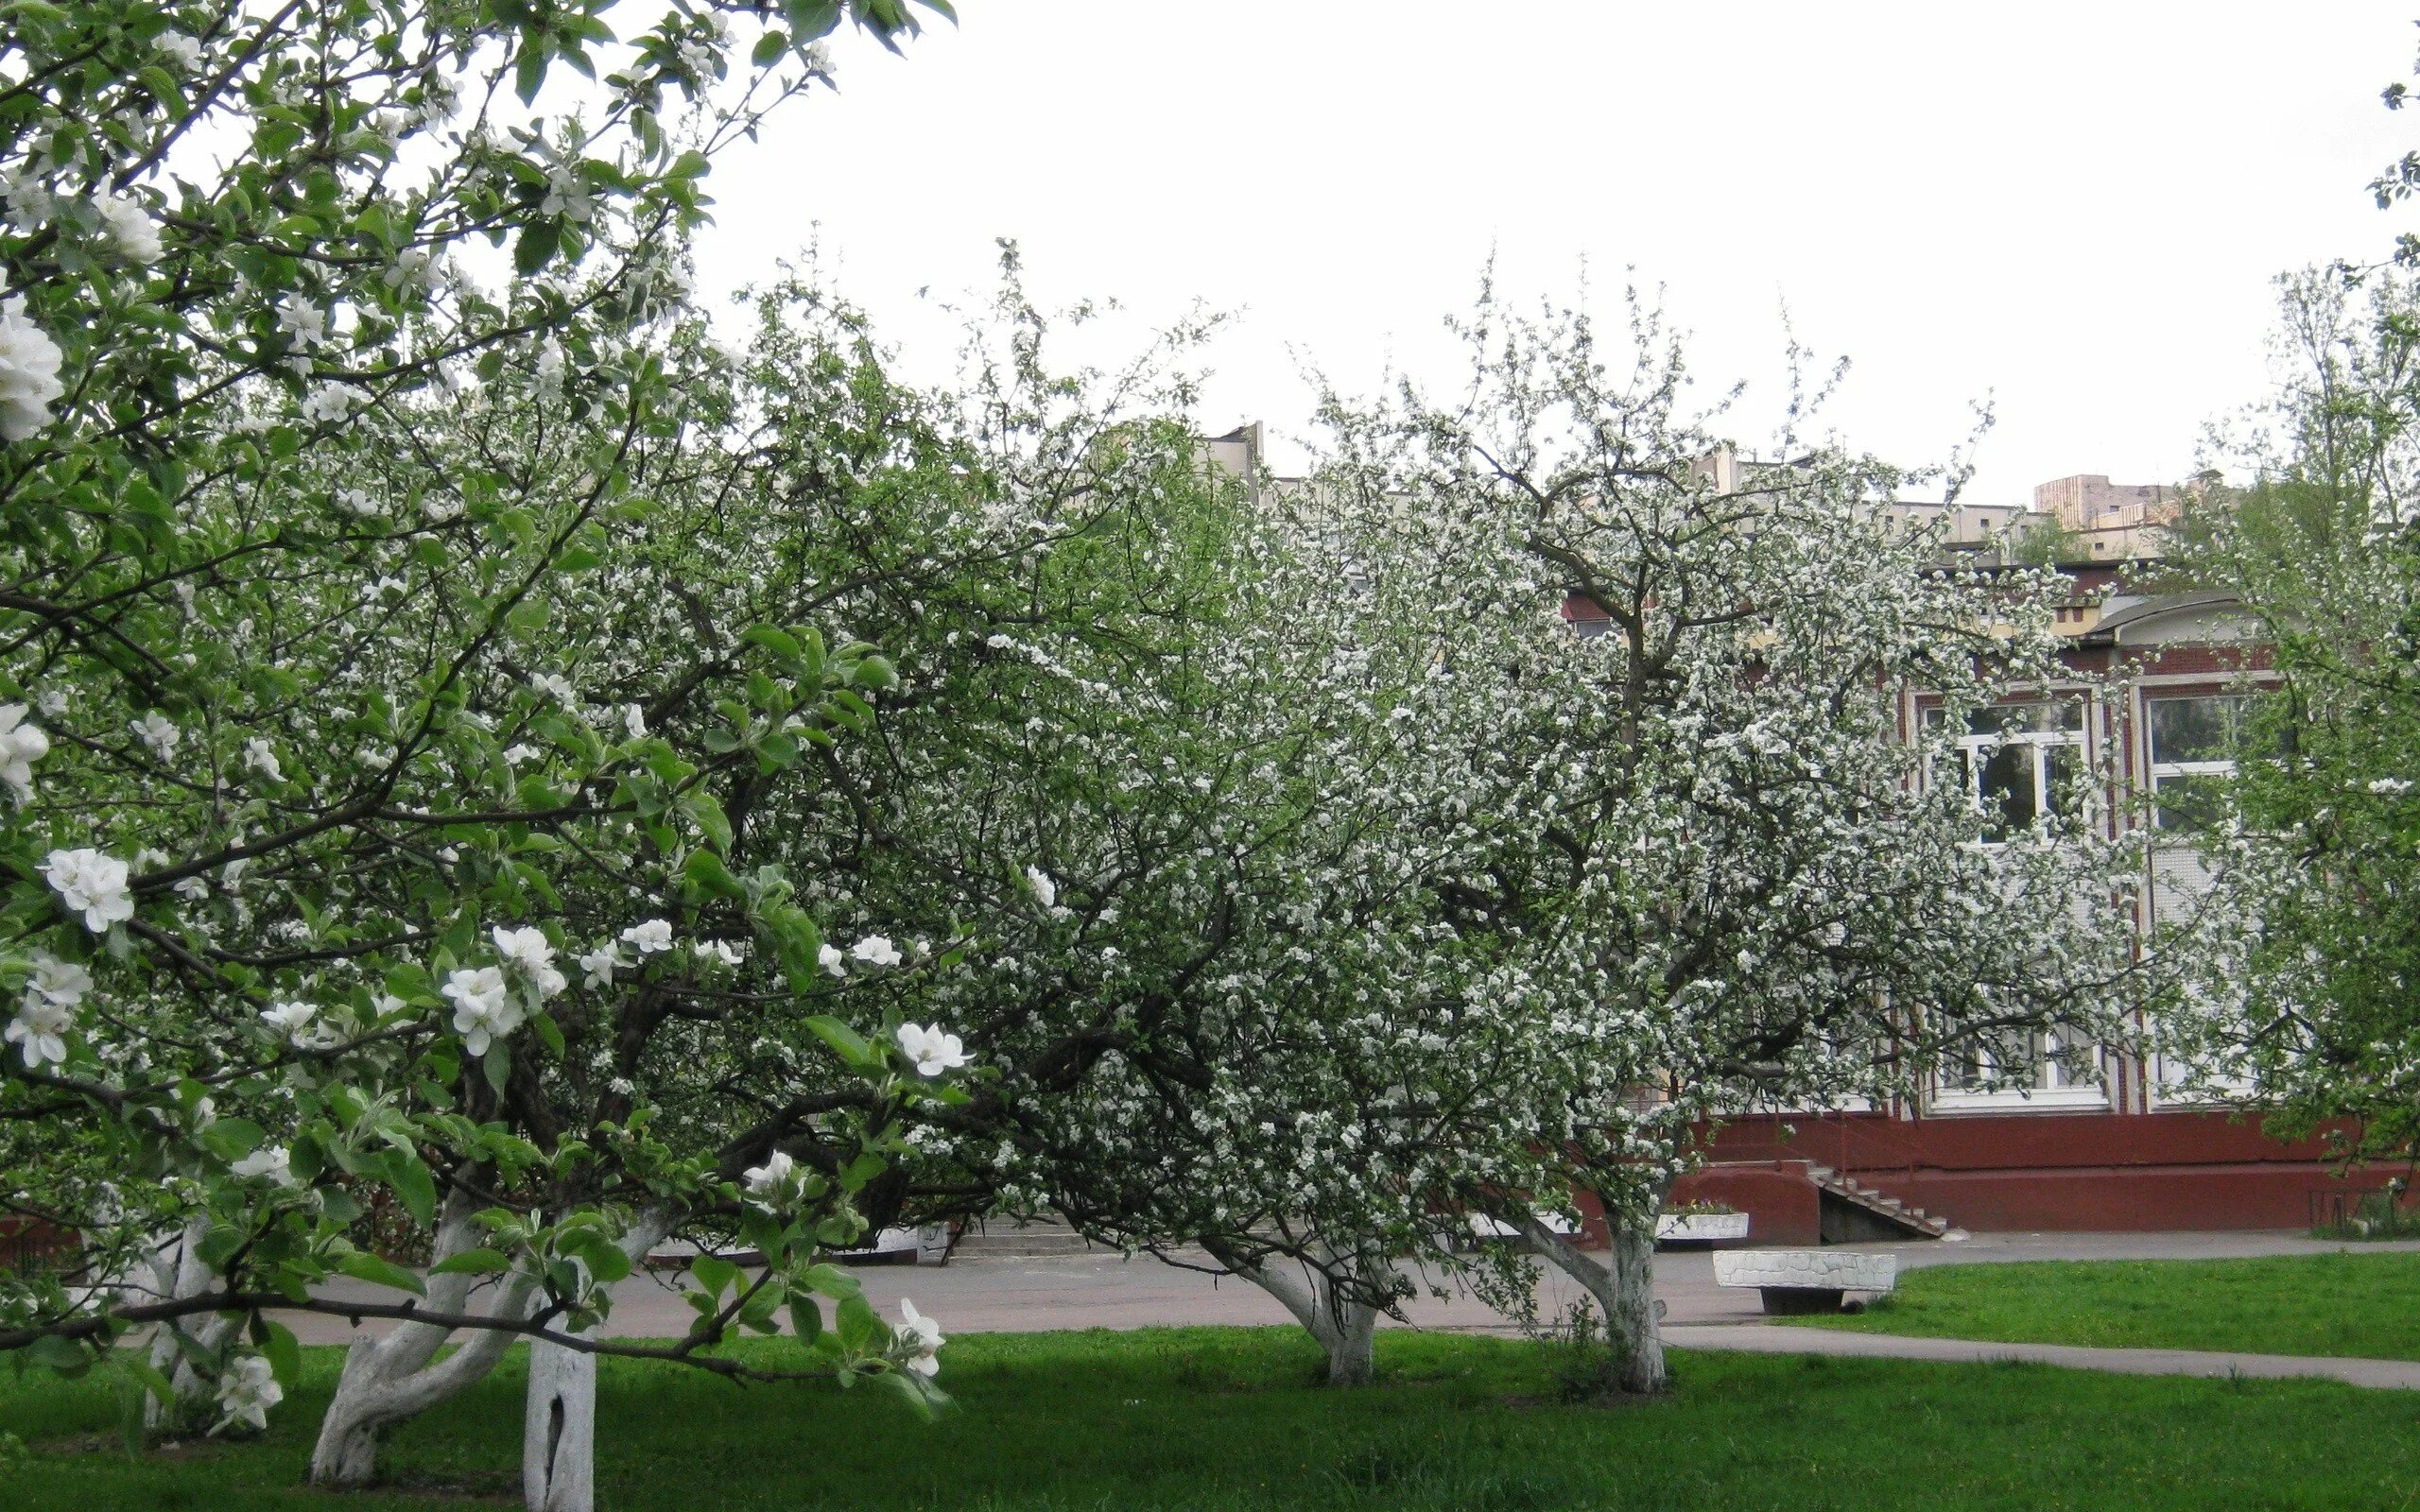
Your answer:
[2035,473,2184,561]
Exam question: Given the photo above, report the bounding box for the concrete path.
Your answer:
[1665,1320,2420,1391]
[281,1228,2420,1389]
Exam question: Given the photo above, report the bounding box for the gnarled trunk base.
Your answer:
[523,1339,596,1512]
[1520,1211,1666,1397]
[1206,1238,1385,1385]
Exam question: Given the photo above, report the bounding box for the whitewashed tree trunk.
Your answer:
[1518,1209,1666,1396]
[306,1198,670,1488]
[1204,1238,1385,1385]
[522,1337,596,1512]
[140,1219,236,1435]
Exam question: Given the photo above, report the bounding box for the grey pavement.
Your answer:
[281,1228,2420,1389]
[1663,1321,2420,1390]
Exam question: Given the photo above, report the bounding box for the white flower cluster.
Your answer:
[7,952,88,1068]
[0,287,65,441]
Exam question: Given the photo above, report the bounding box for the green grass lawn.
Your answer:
[1786,1250,2420,1361]
[9,1327,2420,1510]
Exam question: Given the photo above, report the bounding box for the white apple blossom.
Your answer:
[1025,866,1056,909]
[0,290,66,441]
[299,381,371,424]
[336,488,378,515]
[491,925,567,1000]
[893,1022,968,1077]
[691,938,745,967]
[7,995,70,1069]
[619,919,674,955]
[817,942,846,978]
[155,30,202,69]
[93,194,163,265]
[130,711,181,759]
[0,703,50,799]
[441,966,521,1055]
[0,166,55,232]
[244,738,282,782]
[230,1145,297,1188]
[622,703,648,740]
[503,743,540,765]
[897,1299,943,1376]
[850,935,901,969]
[531,672,576,704]
[40,849,133,933]
[741,1149,795,1209]
[260,1000,341,1051]
[215,1353,285,1433]
[2368,776,2411,796]
[576,941,628,989]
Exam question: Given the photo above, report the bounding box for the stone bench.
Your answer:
[1711,1249,1897,1314]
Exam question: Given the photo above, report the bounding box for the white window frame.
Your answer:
[2143,691,2248,834]
[1925,696,2096,844]
[1930,1025,2110,1113]
[2138,686,2265,1106]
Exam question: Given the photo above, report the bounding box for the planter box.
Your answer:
[1655,1212,1751,1246]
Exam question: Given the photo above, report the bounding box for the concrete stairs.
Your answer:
[948,1214,1097,1260]
[1805,1163,1968,1242]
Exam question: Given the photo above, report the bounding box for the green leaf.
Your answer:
[258,1319,303,1386]
[804,1016,875,1071]
[743,624,803,662]
[513,218,562,275]
[800,1261,862,1299]
[386,1151,438,1228]
[684,850,746,899]
[120,1356,176,1406]
[337,1250,428,1297]
[199,1118,266,1161]
[835,1292,885,1354]
[752,28,789,65]
[873,1366,947,1419]
[787,1295,823,1343]
[429,1246,514,1276]
[690,1252,740,1299]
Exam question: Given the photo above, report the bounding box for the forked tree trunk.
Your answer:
[1518,1209,1666,1397]
[141,1220,237,1435]
[523,1337,596,1512]
[307,1199,669,1488]
[1203,1238,1386,1385]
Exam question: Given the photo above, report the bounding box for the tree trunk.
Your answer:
[522,1338,596,1512]
[307,1199,669,1488]
[1204,1238,1385,1386]
[1518,1209,1667,1397]
[141,1220,235,1435]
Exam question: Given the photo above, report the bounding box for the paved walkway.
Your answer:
[1661,1320,2420,1390]
[285,1228,2420,1390]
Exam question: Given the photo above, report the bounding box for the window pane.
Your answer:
[2150,696,2241,765]
[2154,772,2228,833]
[2044,743,2085,819]
[1979,743,2034,840]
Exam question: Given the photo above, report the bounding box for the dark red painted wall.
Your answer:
[1675,1111,2367,1234]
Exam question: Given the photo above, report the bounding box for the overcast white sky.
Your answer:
[694,3,2420,506]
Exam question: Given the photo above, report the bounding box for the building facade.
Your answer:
[1664,485,2367,1243]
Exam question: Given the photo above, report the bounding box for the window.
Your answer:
[1928,701,2090,841]
[2146,695,2249,833]
[1935,1024,2107,1111]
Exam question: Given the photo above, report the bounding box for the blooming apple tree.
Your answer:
[1286,284,2168,1395]
[0,0,975,1498]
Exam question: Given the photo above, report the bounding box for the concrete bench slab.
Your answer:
[1712,1249,1897,1314]
[1656,1212,1751,1246]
